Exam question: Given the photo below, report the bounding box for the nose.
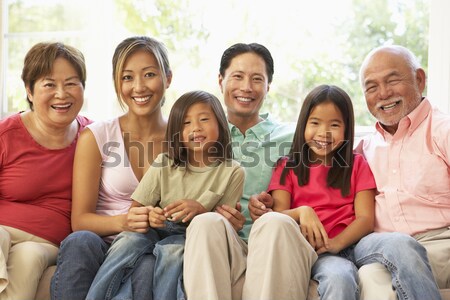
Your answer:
[240,77,253,92]
[378,83,393,100]
[133,77,146,93]
[55,85,67,99]
[191,120,202,132]
[317,126,332,138]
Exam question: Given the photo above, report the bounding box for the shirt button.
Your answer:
[392,169,397,174]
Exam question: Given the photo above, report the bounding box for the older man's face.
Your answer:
[361,50,425,134]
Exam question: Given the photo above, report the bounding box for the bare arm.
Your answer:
[317,189,375,254]
[272,189,328,250]
[71,128,128,236]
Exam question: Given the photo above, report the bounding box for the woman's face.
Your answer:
[27,57,84,128]
[120,49,171,117]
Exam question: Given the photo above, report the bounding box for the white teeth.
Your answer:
[133,96,150,102]
[315,140,330,147]
[52,103,72,109]
[381,101,400,110]
[236,97,252,102]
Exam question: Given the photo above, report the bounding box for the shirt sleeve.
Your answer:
[215,164,245,208]
[131,153,164,206]
[267,157,293,193]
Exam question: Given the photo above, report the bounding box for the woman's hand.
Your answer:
[297,206,329,251]
[163,199,207,223]
[215,202,246,232]
[126,206,153,233]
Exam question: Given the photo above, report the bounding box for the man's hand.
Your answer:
[215,202,245,232]
[249,191,273,221]
[126,206,152,233]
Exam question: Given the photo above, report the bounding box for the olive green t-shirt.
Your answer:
[132,153,245,212]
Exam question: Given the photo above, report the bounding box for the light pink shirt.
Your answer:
[357,98,450,235]
[88,118,139,242]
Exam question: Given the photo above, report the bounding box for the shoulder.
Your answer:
[76,115,94,128]
[0,113,21,136]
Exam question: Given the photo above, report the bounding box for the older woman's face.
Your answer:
[27,57,84,128]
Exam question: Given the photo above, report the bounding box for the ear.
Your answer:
[218,74,224,94]
[165,72,173,89]
[26,86,33,102]
[267,82,271,93]
[415,68,426,94]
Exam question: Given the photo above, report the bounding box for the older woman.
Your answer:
[0,42,90,300]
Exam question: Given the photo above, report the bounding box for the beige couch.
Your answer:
[35,263,450,300]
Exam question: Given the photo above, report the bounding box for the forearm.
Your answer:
[332,216,373,251]
[72,213,127,236]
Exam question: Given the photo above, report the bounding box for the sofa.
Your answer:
[35,263,450,300]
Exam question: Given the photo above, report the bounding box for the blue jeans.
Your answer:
[51,230,155,300]
[86,222,187,300]
[312,247,359,300]
[354,232,441,300]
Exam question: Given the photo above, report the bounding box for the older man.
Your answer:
[356,45,449,299]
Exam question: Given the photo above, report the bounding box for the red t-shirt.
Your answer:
[0,113,91,245]
[267,153,376,238]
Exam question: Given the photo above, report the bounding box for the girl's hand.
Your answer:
[126,206,153,233]
[163,200,207,223]
[316,238,342,255]
[297,206,329,251]
[215,202,245,232]
[149,207,166,228]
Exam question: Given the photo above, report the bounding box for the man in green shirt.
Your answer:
[184,43,317,300]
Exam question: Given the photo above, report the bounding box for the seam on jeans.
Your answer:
[104,243,154,299]
[356,253,409,300]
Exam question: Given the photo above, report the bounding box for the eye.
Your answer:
[253,77,264,82]
[183,121,191,125]
[43,82,55,88]
[331,123,341,128]
[122,75,132,81]
[200,118,209,122]
[365,86,377,93]
[388,79,400,85]
[145,72,157,78]
[233,74,242,79]
[308,121,319,126]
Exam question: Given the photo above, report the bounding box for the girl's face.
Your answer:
[182,102,220,164]
[304,101,345,164]
[120,49,170,117]
[27,57,84,128]
[219,52,270,120]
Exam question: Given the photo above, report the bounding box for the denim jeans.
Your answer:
[86,222,187,300]
[354,232,441,300]
[312,246,359,300]
[51,230,155,300]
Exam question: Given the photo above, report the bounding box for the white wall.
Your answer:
[428,0,450,113]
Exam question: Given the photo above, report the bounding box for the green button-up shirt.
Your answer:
[229,113,295,241]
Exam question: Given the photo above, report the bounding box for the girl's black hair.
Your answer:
[280,84,355,196]
[166,90,233,167]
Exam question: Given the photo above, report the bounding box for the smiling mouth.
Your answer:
[51,103,72,110]
[313,140,332,148]
[191,136,206,142]
[236,97,252,103]
[133,96,151,103]
[380,100,401,111]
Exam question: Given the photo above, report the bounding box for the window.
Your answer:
[1,0,448,125]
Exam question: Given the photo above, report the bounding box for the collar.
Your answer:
[228,113,277,142]
[375,98,431,138]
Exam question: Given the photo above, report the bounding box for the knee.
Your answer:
[251,212,298,237]
[11,242,48,268]
[60,231,104,254]
[188,212,227,236]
